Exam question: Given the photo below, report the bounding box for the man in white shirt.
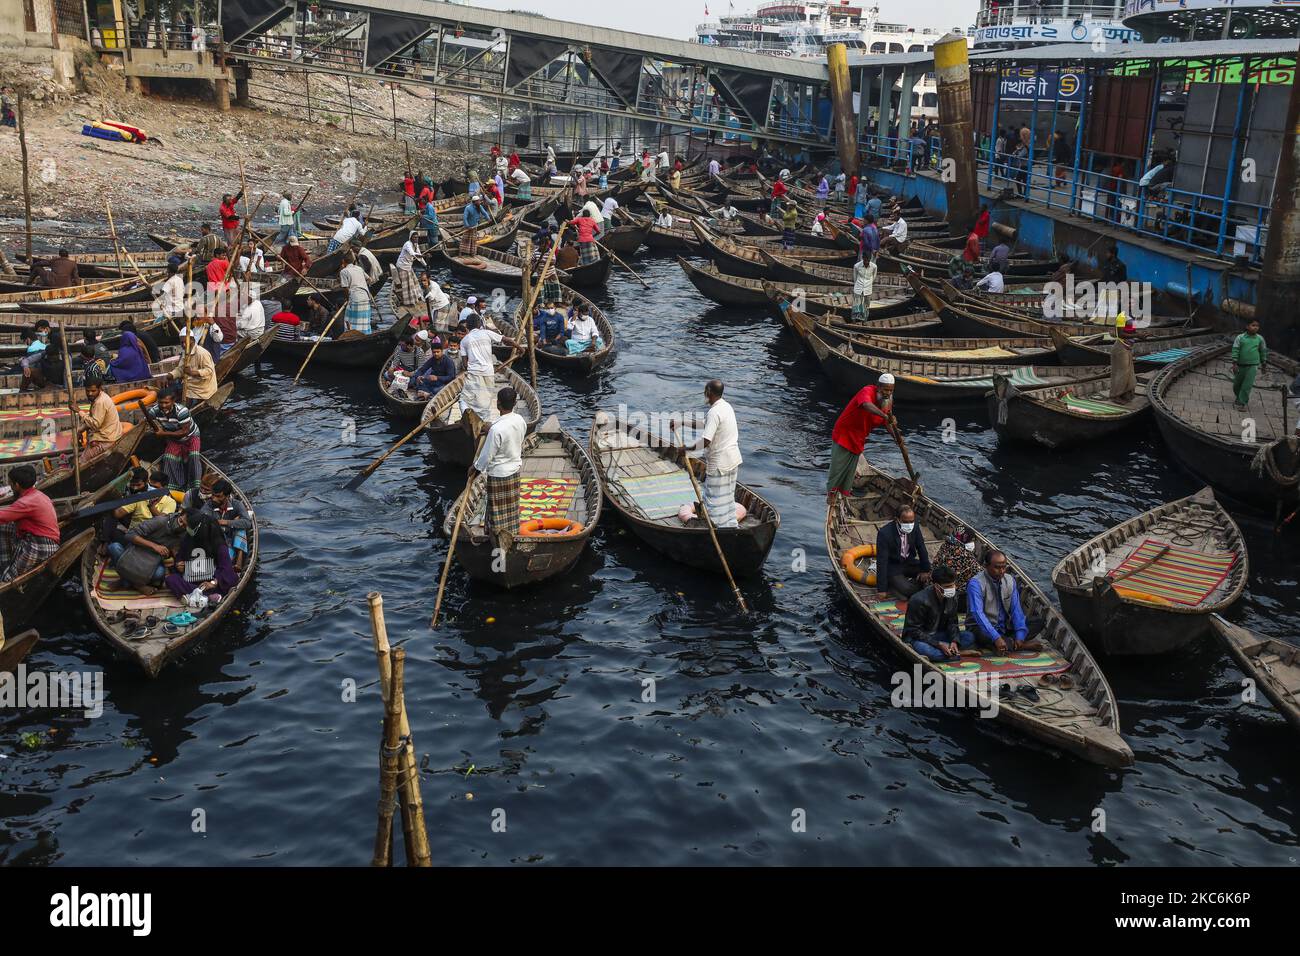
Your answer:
[394,231,424,307]
[600,196,619,220]
[655,211,675,229]
[509,165,532,199]
[339,254,372,334]
[566,304,601,354]
[852,254,878,319]
[657,150,670,171]
[682,380,743,529]
[421,274,452,330]
[471,386,528,549]
[458,296,479,326]
[356,246,383,283]
[159,263,187,320]
[545,144,557,167]
[275,191,296,246]
[580,199,605,227]
[330,211,365,253]
[881,215,908,253]
[237,294,266,339]
[707,158,721,178]
[976,269,1005,294]
[458,314,519,421]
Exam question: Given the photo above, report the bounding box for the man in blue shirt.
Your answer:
[411,338,458,398]
[859,215,881,259]
[533,304,568,354]
[966,549,1043,653]
[865,195,882,222]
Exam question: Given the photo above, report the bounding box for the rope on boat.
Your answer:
[1249,437,1300,489]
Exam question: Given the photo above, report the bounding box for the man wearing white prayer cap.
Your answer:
[825,371,897,503]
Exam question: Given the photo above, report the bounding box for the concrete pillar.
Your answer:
[235,72,250,106]
[897,70,915,141]
[932,33,980,236]
[215,77,230,111]
[827,44,859,175]
[1257,61,1300,354]
[877,67,894,159]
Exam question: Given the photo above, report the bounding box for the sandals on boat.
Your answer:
[1039,673,1076,690]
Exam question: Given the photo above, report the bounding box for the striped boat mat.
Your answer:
[904,367,1048,389]
[1063,394,1128,416]
[616,471,697,520]
[92,558,187,610]
[518,478,577,521]
[869,598,1071,678]
[0,405,82,424]
[1108,538,1237,606]
[927,346,1018,360]
[0,433,71,458]
[1137,347,1192,365]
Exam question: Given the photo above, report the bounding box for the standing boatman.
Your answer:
[470,387,528,552]
[826,372,897,504]
[219,191,244,249]
[1231,319,1269,410]
[679,380,743,530]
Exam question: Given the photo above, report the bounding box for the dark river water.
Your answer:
[2,250,1298,867]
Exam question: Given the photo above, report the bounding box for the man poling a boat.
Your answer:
[677,380,743,530]
[459,314,521,423]
[471,387,528,552]
[826,372,897,504]
[394,231,425,308]
[79,378,124,460]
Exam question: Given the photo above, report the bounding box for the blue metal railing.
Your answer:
[853,131,1270,264]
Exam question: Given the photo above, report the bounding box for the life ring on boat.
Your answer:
[840,544,878,586]
[518,517,584,538]
[113,388,157,411]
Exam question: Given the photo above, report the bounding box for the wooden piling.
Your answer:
[372,642,400,867]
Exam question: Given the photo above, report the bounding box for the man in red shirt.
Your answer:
[0,464,60,581]
[567,212,601,265]
[219,191,243,248]
[962,229,982,264]
[770,177,788,215]
[402,173,416,213]
[826,373,897,503]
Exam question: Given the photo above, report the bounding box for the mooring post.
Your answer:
[827,43,859,179]
[932,33,980,236]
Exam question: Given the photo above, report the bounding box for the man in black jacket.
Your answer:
[874,504,931,599]
[901,566,977,663]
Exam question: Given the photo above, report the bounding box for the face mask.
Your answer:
[964,542,976,553]
[942,587,957,599]
[899,522,915,534]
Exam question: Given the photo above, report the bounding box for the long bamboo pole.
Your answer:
[16,95,32,270]
[594,239,649,289]
[292,302,347,384]
[430,430,488,629]
[57,326,83,496]
[367,593,431,866]
[372,640,400,866]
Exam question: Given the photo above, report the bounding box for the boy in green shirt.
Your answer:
[1231,320,1268,409]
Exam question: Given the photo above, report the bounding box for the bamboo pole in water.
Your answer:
[368,592,431,866]
[372,641,400,867]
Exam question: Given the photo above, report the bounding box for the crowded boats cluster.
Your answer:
[1,141,1297,767]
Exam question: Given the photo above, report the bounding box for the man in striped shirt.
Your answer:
[149,392,203,492]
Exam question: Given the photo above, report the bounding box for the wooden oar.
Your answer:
[595,240,649,289]
[292,302,347,384]
[889,423,921,501]
[430,426,488,629]
[669,421,748,614]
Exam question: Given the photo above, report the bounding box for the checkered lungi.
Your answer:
[395,266,422,307]
[163,435,203,492]
[782,228,796,250]
[485,471,521,536]
[852,294,869,319]
[345,299,372,334]
[704,467,739,529]
[459,371,496,420]
[540,278,561,304]
[0,523,59,582]
[577,241,599,265]
[517,183,532,199]
[459,230,478,255]
[326,238,341,254]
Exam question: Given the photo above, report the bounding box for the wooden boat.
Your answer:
[0,526,94,631]
[442,416,602,589]
[788,304,1108,402]
[0,273,163,307]
[885,240,1065,275]
[691,221,850,280]
[823,326,1055,366]
[764,286,941,338]
[682,258,852,307]
[79,457,258,677]
[588,409,779,577]
[268,311,413,370]
[441,244,575,289]
[422,364,542,467]
[1210,616,1300,734]
[1048,328,1223,369]
[0,355,183,423]
[988,368,1154,449]
[1051,487,1246,655]
[2,425,146,501]
[0,628,40,675]
[215,324,278,379]
[599,219,649,256]
[506,286,616,375]
[1150,344,1300,512]
[906,274,1112,340]
[827,462,1133,768]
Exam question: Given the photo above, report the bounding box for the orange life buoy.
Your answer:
[113,388,158,412]
[841,544,878,586]
[518,517,584,538]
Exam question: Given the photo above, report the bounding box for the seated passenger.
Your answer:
[104,508,193,596]
[932,525,981,595]
[411,338,458,398]
[901,565,977,663]
[874,504,931,599]
[966,549,1043,653]
[566,303,603,356]
[534,303,568,355]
